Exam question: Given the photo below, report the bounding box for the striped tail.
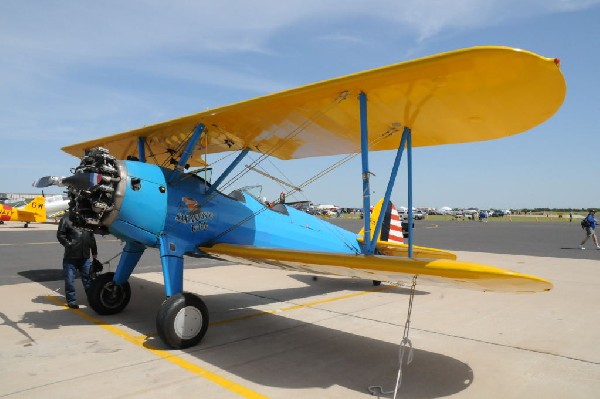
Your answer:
[358,199,458,260]
[358,198,404,244]
[380,202,404,244]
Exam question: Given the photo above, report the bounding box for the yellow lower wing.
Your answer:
[201,244,552,293]
[356,238,457,260]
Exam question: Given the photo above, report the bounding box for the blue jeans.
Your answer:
[63,258,92,304]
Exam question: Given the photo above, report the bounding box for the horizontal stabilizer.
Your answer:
[201,243,552,293]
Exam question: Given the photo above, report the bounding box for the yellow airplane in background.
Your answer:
[0,195,46,227]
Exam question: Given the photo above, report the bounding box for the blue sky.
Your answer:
[1,1,598,209]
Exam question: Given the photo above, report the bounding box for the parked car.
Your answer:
[413,211,426,220]
[399,210,426,220]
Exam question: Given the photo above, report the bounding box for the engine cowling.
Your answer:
[66,147,170,246]
[66,147,121,234]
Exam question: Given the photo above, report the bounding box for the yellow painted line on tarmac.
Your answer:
[44,295,269,399]
[211,285,394,326]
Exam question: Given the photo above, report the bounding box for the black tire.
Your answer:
[372,280,381,286]
[156,293,209,349]
[87,272,131,315]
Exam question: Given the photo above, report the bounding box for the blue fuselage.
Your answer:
[106,161,360,257]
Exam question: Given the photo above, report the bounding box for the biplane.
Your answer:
[0,195,46,227]
[35,46,566,349]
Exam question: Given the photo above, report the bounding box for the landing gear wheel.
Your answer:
[372,280,381,286]
[156,293,209,349]
[87,272,131,315]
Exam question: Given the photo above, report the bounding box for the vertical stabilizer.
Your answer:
[358,198,403,244]
[23,195,47,222]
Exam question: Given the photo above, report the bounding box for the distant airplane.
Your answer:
[0,195,46,227]
[44,194,70,218]
[315,204,341,216]
[1,198,28,208]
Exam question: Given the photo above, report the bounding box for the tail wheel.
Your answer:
[156,293,209,349]
[87,272,131,315]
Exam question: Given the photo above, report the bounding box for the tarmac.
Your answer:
[0,220,599,398]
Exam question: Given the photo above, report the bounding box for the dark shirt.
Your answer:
[57,215,98,259]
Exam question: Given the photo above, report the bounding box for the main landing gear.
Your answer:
[156,293,209,349]
[87,273,209,349]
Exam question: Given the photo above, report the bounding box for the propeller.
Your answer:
[33,173,106,190]
[32,176,63,188]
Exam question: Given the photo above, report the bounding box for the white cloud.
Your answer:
[0,0,598,138]
[1,0,597,85]
[359,0,600,40]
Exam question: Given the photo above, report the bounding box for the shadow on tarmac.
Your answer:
[18,269,64,282]
[18,269,473,398]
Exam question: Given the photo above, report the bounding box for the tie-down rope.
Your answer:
[369,274,418,398]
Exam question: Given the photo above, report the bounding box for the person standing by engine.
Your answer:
[579,209,599,250]
[57,213,98,308]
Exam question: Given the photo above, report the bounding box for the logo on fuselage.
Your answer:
[176,197,213,232]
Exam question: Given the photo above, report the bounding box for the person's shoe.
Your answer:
[67,302,79,309]
[596,246,600,250]
[579,245,585,250]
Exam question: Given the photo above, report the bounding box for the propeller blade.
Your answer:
[61,173,104,190]
[32,176,64,188]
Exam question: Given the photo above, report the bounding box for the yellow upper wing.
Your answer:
[62,46,566,166]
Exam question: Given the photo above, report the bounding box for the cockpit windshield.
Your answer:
[190,167,212,184]
[234,185,263,201]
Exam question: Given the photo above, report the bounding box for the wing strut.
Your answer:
[359,92,373,253]
[167,124,205,183]
[359,93,414,256]
[368,127,410,254]
[137,137,146,162]
[207,148,250,195]
[177,124,205,170]
[407,130,414,257]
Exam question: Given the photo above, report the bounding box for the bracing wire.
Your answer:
[208,125,400,248]
[188,89,401,251]
[218,91,351,192]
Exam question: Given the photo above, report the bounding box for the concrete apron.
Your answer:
[1,252,598,398]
